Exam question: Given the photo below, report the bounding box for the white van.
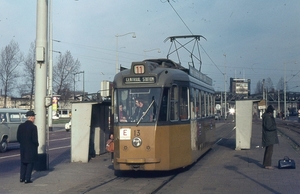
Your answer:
[0,108,28,152]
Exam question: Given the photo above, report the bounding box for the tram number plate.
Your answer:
[134,65,145,74]
[120,128,131,140]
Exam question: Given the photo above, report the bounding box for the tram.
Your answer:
[113,58,216,172]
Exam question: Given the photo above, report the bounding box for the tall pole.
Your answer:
[73,73,76,100]
[82,71,85,101]
[278,90,280,115]
[224,54,227,120]
[115,36,119,74]
[48,0,53,132]
[220,91,223,118]
[284,63,287,119]
[73,71,84,100]
[35,0,48,171]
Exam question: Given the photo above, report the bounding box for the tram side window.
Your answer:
[207,94,211,116]
[180,87,189,120]
[190,88,195,119]
[170,85,179,121]
[201,91,205,117]
[196,90,200,118]
[158,88,168,121]
[204,93,207,117]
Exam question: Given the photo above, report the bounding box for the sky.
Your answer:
[0,0,300,95]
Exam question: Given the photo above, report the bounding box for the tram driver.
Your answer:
[131,99,150,122]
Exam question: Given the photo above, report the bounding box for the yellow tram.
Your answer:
[113,58,215,172]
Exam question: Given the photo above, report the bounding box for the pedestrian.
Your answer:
[106,133,114,163]
[17,110,39,183]
[262,105,279,170]
[119,103,127,122]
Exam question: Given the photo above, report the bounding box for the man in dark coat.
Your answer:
[262,105,279,170]
[17,110,39,183]
[131,99,150,122]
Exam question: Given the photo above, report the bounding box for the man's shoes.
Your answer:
[20,179,24,183]
[24,180,33,184]
[265,166,274,170]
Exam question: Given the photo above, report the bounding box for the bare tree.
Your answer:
[0,40,23,107]
[18,42,35,109]
[265,77,274,92]
[276,77,286,91]
[255,80,262,94]
[53,51,80,100]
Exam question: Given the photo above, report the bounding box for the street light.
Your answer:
[143,48,161,58]
[73,71,84,101]
[223,54,227,120]
[115,32,136,73]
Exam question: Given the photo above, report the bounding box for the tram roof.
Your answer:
[142,58,213,86]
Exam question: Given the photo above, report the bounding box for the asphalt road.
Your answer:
[0,126,71,176]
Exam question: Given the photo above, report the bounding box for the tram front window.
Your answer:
[115,88,161,123]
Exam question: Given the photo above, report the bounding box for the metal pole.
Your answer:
[224,54,227,120]
[83,71,85,101]
[115,36,119,74]
[284,63,287,119]
[278,90,280,115]
[220,91,223,118]
[35,0,48,171]
[74,73,76,100]
[48,0,53,133]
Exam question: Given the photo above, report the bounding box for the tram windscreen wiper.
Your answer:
[136,97,155,126]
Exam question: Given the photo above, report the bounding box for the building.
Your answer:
[230,77,251,98]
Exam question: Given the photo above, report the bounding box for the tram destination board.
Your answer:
[124,76,156,84]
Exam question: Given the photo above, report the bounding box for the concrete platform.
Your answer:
[1,120,299,194]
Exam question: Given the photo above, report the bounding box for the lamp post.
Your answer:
[73,71,84,100]
[284,63,287,119]
[143,48,161,58]
[115,32,136,73]
[223,54,227,120]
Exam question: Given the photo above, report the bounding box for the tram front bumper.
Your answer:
[116,158,161,164]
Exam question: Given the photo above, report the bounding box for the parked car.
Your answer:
[0,108,27,152]
[215,113,220,120]
[65,120,71,132]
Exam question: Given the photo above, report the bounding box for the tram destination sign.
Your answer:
[124,76,156,84]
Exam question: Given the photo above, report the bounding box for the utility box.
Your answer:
[235,100,255,150]
[71,101,112,163]
[71,102,95,163]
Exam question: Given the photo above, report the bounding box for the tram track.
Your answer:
[276,120,300,151]
[62,171,180,194]
[66,122,237,194]
[254,119,300,152]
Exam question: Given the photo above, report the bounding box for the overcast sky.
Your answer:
[1,0,299,95]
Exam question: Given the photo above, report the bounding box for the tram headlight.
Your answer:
[132,137,142,148]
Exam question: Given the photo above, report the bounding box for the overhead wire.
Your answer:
[167,0,224,76]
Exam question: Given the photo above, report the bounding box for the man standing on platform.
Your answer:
[262,105,279,170]
[17,110,39,183]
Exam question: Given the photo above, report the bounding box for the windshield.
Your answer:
[114,88,161,123]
